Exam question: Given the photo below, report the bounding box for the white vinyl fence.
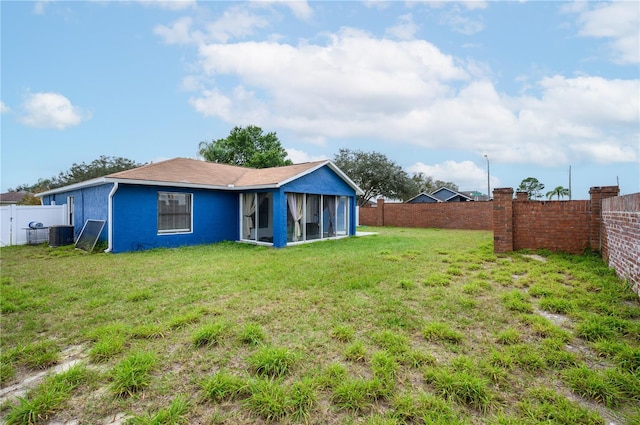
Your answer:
[0,204,69,246]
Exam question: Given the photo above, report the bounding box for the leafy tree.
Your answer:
[546,186,570,200]
[410,172,459,194]
[517,177,545,200]
[333,148,415,206]
[15,156,144,193]
[198,125,292,169]
[19,194,43,205]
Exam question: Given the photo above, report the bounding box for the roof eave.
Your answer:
[36,177,110,197]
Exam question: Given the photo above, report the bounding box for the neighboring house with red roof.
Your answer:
[37,158,363,252]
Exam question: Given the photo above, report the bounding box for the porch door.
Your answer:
[241,193,273,243]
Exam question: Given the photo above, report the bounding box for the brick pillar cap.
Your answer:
[589,186,619,193]
[494,188,514,194]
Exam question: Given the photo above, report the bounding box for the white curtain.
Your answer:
[287,193,304,241]
[243,194,256,239]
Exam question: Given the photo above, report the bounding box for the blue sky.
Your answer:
[2,0,638,199]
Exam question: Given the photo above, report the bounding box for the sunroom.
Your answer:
[239,192,352,245]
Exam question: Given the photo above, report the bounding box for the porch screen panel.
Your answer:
[243,193,256,240]
[323,195,336,237]
[336,196,348,236]
[257,193,273,243]
[287,193,304,242]
[306,194,321,240]
[158,192,192,233]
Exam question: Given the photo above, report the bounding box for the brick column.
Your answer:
[516,191,528,202]
[589,186,619,252]
[493,188,514,253]
[376,198,385,226]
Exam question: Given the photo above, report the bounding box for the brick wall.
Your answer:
[513,198,592,253]
[358,198,492,230]
[602,193,640,295]
[492,186,619,254]
[359,206,378,227]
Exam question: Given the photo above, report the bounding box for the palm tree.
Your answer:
[546,186,570,200]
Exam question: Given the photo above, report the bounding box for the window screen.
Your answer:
[158,192,192,233]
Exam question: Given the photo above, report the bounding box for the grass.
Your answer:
[246,346,297,378]
[1,227,638,423]
[4,363,89,425]
[109,352,156,398]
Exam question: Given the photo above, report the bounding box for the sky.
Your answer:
[1,0,639,200]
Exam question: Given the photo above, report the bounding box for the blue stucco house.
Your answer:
[37,158,363,253]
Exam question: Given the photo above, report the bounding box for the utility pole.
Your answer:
[484,155,490,200]
[569,165,572,200]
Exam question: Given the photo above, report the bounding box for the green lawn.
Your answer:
[1,227,638,424]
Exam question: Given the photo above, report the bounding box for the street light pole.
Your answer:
[484,154,490,200]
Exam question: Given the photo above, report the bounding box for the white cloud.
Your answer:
[285,148,328,163]
[155,6,269,45]
[407,160,499,192]
[33,0,53,15]
[136,0,196,11]
[438,7,484,35]
[205,5,270,43]
[386,13,419,40]
[570,1,639,64]
[0,101,10,114]
[173,24,638,167]
[569,142,638,164]
[249,0,313,20]
[20,92,90,130]
[154,17,197,45]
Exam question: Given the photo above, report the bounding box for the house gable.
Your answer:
[280,165,355,195]
[406,192,439,204]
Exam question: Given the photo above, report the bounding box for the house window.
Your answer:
[158,192,192,234]
[67,196,74,226]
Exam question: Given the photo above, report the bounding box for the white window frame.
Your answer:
[157,192,193,235]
